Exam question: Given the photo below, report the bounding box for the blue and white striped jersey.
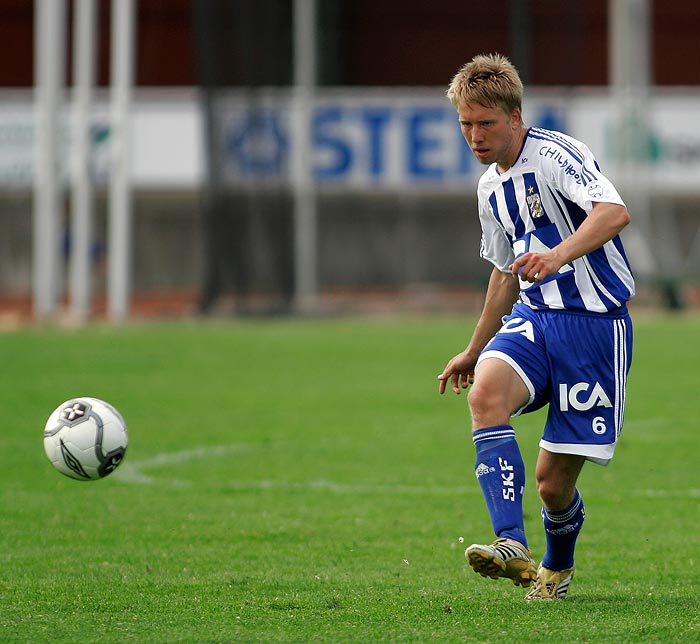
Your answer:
[477,127,635,313]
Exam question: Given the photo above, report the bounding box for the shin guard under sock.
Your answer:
[473,425,527,548]
[541,488,585,570]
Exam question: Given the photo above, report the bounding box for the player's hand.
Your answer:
[437,351,476,395]
[510,251,563,283]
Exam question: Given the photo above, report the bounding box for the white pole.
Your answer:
[609,0,651,155]
[70,0,97,322]
[108,0,136,323]
[33,0,66,321]
[292,0,317,311]
[608,0,656,277]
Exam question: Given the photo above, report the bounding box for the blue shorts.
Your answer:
[476,302,633,465]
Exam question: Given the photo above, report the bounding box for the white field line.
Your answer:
[114,443,700,498]
[221,478,475,496]
[114,443,474,495]
[115,443,255,486]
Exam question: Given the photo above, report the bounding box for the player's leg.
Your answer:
[525,449,586,600]
[464,356,538,587]
[526,310,632,600]
[526,449,585,600]
[535,448,586,513]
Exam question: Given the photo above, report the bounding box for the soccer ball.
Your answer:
[43,397,128,481]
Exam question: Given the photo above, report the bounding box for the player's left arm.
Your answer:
[511,201,631,283]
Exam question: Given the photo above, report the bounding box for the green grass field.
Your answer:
[1,312,698,643]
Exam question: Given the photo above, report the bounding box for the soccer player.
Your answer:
[437,53,634,600]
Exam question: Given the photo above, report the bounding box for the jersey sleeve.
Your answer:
[544,137,625,212]
[478,195,515,273]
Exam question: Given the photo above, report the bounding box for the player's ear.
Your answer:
[510,108,522,127]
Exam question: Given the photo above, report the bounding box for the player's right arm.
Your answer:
[438,267,519,395]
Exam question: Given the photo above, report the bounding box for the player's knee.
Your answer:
[536,477,572,510]
[467,383,508,425]
[536,479,558,507]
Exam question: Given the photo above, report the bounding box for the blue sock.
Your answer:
[473,425,527,549]
[541,489,585,570]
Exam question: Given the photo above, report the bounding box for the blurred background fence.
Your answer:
[1,0,700,322]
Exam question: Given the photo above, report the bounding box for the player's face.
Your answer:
[457,102,523,172]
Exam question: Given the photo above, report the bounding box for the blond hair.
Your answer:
[446,53,523,115]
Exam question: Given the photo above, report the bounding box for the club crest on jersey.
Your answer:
[526,187,543,218]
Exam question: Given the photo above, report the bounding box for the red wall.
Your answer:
[1,0,698,87]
